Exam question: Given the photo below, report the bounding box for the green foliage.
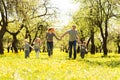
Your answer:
[1,0,57,49]
[0,49,120,80]
[72,0,120,55]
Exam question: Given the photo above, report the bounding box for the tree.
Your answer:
[78,0,120,56]
[74,0,120,56]
[0,0,9,54]
[6,23,24,53]
[72,6,96,54]
[92,0,120,56]
[116,34,120,53]
[110,19,120,53]
[0,0,57,54]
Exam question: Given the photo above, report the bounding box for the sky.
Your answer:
[50,0,79,29]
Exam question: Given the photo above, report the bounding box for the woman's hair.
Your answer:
[48,27,54,32]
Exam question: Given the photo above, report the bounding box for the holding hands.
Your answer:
[60,35,63,40]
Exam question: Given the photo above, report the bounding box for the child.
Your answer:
[78,41,87,59]
[24,39,33,58]
[33,38,42,58]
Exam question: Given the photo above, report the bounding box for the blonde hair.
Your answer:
[35,38,41,43]
[24,39,28,42]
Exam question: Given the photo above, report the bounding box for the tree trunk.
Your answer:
[117,35,120,54]
[0,39,4,54]
[77,46,80,53]
[118,46,120,54]
[103,19,108,56]
[12,35,18,53]
[117,43,120,54]
[99,27,108,56]
[102,40,108,56]
[0,12,8,54]
[90,29,95,54]
[98,18,108,56]
[0,25,7,54]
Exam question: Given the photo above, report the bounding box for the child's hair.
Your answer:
[24,39,29,43]
[83,41,86,44]
[35,38,41,43]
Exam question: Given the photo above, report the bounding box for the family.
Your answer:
[24,25,87,59]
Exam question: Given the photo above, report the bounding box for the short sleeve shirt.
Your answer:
[34,42,40,49]
[24,43,30,51]
[46,33,55,41]
[67,29,78,41]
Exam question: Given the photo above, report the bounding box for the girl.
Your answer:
[33,38,42,58]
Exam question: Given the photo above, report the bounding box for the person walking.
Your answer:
[24,39,33,58]
[46,27,60,57]
[33,38,42,58]
[79,41,87,59]
[61,25,80,59]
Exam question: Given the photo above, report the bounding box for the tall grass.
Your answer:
[0,49,120,80]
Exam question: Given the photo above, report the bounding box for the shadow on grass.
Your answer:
[76,54,120,68]
[83,59,120,68]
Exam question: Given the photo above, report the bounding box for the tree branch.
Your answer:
[1,0,8,24]
[0,19,2,26]
[6,23,24,35]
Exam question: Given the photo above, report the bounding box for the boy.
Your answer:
[24,39,33,58]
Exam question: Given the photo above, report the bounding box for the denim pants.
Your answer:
[47,42,53,57]
[25,50,30,58]
[34,48,40,58]
[69,40,77,59]
[80,49,86,59]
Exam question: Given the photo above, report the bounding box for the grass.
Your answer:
[0,48,120,80]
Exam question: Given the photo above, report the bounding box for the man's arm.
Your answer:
[61,31,68,39]
[77,35,80,43]
[76,31,80,43]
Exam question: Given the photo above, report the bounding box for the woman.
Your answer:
[46,28,60,57]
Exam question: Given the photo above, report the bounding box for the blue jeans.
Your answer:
[25,50,30,58]
[69,40,77,59]
[34,48,40,58]
[47,42,53,57]
[80,49,86,59]
[34,48,40,53]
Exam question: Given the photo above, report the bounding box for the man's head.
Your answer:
[72,25,76,30]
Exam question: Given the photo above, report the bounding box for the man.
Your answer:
[61,25,80,59]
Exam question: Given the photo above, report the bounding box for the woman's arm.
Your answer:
[54,33,60,40]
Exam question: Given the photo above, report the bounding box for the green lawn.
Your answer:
[0,49,120,80]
